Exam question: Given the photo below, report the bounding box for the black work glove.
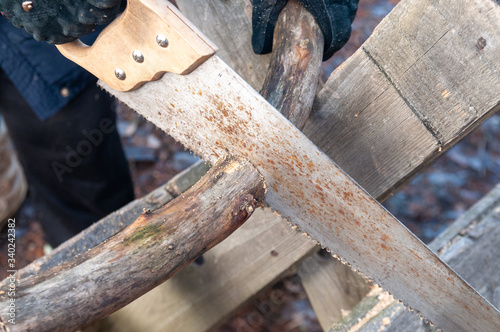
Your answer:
[252,0,358,61]
[0,0,124,44]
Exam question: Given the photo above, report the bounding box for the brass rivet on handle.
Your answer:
[156,34,169,48]
[114,68,126,80]
[22,0,33,12]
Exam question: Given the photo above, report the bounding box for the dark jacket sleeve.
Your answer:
[0,17,103,120]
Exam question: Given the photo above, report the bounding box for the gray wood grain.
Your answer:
[176,0,270,90]
[304,0,500,201]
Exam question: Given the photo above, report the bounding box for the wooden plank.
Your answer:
[298,251,371,330]
[304,0,500,200]
[0,156,266,332]
[304,49,439,200]
[360,0,500,145]
[331,183,500,331]
[176,0,270,90]
[300,0,500,328]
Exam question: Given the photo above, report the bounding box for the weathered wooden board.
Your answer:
[304,50,439,200]
[298,251,371,330]
[363,0,500,145]
[331,182,500,331]
[305,0,500,201]
[303,0,500,328]
[176,0,270,90]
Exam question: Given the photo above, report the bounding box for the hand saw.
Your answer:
[56,0,500,330]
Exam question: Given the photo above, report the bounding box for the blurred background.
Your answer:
[2,0,500,330]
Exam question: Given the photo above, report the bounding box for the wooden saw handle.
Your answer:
[56,0,217,91]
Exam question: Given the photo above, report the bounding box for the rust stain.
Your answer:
[307,161,314,172]
[291,155,304,169]
[380,243,390,251]
[411,250,423,261]
[343,191,354,201]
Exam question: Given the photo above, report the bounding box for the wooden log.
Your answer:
[259,0,324,129]
[330,183,500,331]
[18,161,210,280]
[0,156,265,332]
[107,207,317,332]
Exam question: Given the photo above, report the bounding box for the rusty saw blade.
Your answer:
[56,0,500,330]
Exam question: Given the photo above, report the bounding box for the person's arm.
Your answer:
[0,0,124,44]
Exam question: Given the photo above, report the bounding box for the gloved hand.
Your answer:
[0,0,124,44]
[252,0,358,61]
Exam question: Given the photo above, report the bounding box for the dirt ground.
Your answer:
[3,0,500,330]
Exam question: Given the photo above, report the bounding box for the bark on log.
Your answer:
[259,0,324,130]
[0,156,265,332]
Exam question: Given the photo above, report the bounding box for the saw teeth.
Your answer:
[266,206,442,330]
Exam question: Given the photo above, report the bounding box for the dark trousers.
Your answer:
[0,72,134,246]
